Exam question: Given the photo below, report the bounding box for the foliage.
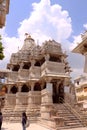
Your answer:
[0,35,4,60]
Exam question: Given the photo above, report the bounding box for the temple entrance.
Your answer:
[52,81,64,103]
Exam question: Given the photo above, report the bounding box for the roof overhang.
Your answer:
[72,38,87,54]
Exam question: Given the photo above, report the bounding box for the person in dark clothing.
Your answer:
[0,112,3,130]
[22,112,27,130]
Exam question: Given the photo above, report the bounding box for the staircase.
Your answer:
[2,104,41,123]
[2,102,87,129]
[53,103,84,129]
[2,105,16,122]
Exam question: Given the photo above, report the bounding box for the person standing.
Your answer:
[22,112,27,130]
[0,112,3,130]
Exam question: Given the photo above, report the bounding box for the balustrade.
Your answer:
[41,61,66,76]
[8,72,18,81]
[18,69,29,80]
[29,66,40,79]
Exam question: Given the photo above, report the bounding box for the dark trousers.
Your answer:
[0,122,2,130]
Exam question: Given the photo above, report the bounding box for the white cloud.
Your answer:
[0,0,72,69]
[18,0,72,44]
[70,35,82,51]
[0,33,22,68]
[71,68,83,80]
[83,24,87,29]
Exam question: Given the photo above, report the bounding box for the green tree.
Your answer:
[0,35,4,60]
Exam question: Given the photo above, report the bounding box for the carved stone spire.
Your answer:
[21,33,36,51]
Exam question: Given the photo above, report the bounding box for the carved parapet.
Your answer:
[5,93,16,106]
[41,40,62,55]
[18,69,29,80]
[41,61,65,77]
[29,66,40,80]
[41,89,53,105]
[16,92,28,105]
[81,31,87,41]
[28,91,41,104]
[8,71,18,82]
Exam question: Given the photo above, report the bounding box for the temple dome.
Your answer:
[21,33,36,51]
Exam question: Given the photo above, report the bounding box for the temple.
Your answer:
[1,34,86,129]
[4,34,71,104]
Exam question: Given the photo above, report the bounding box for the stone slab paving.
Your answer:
[2,122,50,130]
[2,122,87,130]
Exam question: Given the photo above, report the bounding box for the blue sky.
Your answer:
[0,0,87,80]
[6,0,87,38]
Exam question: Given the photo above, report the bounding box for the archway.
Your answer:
[21,84,29,92]
[58,83,64,103]
[34,82,41,91]
[11,86,18,94]
[52,80,64,103]
[12,65,20,71]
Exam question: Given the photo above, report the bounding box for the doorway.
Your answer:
[52,81,64,103]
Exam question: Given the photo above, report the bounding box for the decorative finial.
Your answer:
[25,33,31,39]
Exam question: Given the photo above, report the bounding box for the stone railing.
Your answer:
[7,72,18,82]
[29,66,41,80]
[18,69,29,80]
[5,93,16,106]
[28,91,41,104]
[16,92,28,105]
[41,61,65,77]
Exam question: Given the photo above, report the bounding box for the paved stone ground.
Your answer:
[1,122,87,130]
[2,122,50,130]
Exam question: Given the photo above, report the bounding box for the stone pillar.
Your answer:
[5,93,16,106]
[41,82,45,90]
[27,82,34,106]
[17,83,22,92]
[84,52,87,73]
[31,59,35,67]
[26,91,41,115]
[15,92,28,111]
[31,82,34,91]
[45,54,50,61]
[41,80,53,119]
[7,85,11,93]
[20,62,24,69]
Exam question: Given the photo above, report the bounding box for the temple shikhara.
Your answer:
[1,34,87,129]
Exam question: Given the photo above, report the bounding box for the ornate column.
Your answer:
[26,82,41,115]
[31,82,34,91]
[41,77,53,119]
[5,84,16,107]
[16,82,22,106]
[17,83,22,92]
[84,52,87,73]
[45,54,50,61]
[20,62,24,69]
[7,84,11,93]
[31,59,35,67]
